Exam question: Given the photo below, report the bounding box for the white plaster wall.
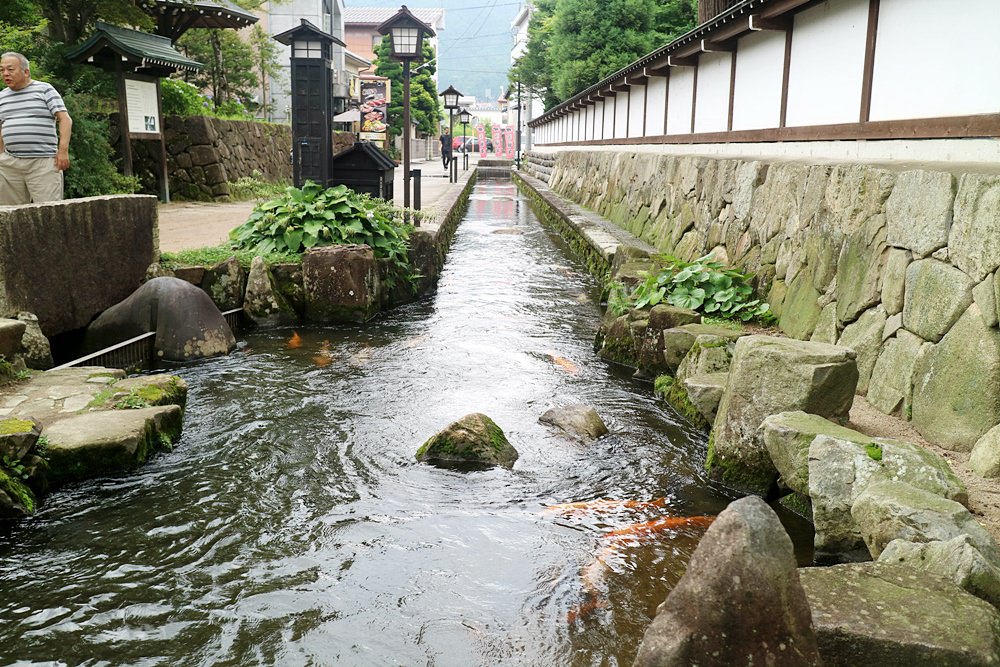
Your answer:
[628,86,646,137]
[732,29,785,130]
[612,95,627,138]
[694,52,732,133]
[666,68,695,134]
[785,0,868,127]
[871,0,1000,121]
[646,77,667,135]
[603,98,615,138]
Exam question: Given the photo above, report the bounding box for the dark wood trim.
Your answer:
[749,14,792,31]
[663,67,671,134]
[647,63,671,77]
[601,97,606,140]
[627,72,648,85]
[613,82,631,92]
[669,54,698,67]
[690,63,699,134]
[702,38,736,53]
[727,50,738,132]
[625,88,631,138]
[860,0,881,122]
[779,22,793,128]
[593,98,598,139]
[533,113,1000,145]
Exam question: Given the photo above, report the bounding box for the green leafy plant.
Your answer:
[229,170,289,202]
[626,254,774,322]
[866,442,883,462]
[229,181,419,290]
[2,455,29,480]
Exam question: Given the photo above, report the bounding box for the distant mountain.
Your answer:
[345,0,519,102]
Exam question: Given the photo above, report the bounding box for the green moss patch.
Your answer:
[0,418,34,435]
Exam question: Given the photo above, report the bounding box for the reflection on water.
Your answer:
[0,180,810,666]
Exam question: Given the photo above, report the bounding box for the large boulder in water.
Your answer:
[538,404,609,443]
[303,244,382,323]
[633,496,821,667]
[416,413,518,469]
[83,277,236,362]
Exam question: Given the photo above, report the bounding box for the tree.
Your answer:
[178,28,256,112]
[373,36,443,140]
[248,24,281,119]
[511,0,697,106]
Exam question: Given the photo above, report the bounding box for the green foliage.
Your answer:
[160,245,301,270]
[177,28,257,111]
[866,442,884,462]
[229,170,289,202]
[160,78,210,116]
[230,181,419,290]
[626,254,774,322]
[374,37,443,139]
[2,455,29,480]
[512,0,697,106]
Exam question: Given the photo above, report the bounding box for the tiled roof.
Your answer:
[344,7,444,27]
[65,21,202,72]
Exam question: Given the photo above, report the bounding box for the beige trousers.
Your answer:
[0,151,64,205]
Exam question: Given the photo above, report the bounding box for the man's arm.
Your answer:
[54,110,71,171]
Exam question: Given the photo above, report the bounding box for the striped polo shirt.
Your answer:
[0,80,67,158]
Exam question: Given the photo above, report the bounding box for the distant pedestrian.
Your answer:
[440,128,452,169]
[0,52,73,205]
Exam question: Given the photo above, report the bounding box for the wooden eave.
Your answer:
[530,0,823,128]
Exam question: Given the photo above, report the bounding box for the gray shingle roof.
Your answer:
[344,7,444,27]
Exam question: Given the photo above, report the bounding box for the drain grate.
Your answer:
[49,308,244,373]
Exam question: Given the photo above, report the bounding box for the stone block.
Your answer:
[303,244,382,323]
[885,170,954,257]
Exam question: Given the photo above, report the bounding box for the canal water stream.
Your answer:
[0,179,810,666]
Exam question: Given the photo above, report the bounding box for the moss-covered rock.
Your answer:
[416,413,518,469]
[0,466,35,518]
[654,375,709,430]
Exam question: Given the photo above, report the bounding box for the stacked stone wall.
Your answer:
[120,115,293,201]
[534,149,1000,451]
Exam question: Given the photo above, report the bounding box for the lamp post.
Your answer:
[440,85,461,183]
[458,107,471,170]
[377,6,435,212]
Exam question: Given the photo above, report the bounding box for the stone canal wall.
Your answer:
[521,150,1000,452]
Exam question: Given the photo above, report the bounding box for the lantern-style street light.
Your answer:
[440,85,461,183]
[458,107,471,170]
[377,5,435,211]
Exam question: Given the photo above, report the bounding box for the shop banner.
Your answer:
[476,124,488,158]
[359,79,389,145]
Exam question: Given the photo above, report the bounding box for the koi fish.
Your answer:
[311,340,335,367]
[546,353,578,374]
[568,545,618,622]
[602,515,715,543]
[544,497,670,515]
[287,331,303,349]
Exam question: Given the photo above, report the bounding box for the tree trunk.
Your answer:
[698,0,742,24]
[211,31,226,107]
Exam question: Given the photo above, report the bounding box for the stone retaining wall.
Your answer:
[0,196,158,337]
[122,115,293,201]
[523,150,1000,452]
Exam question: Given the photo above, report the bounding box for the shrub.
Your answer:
[623,253,774,322]
[160,78,210,116]
[229,181,418,290]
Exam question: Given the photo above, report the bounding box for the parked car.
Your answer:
[451,135,473,150]
[461,137,494,153]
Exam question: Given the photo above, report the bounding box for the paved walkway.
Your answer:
[158,155,480,252]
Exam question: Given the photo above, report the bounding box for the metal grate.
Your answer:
[49,331,157,373]
[49,307,245,373]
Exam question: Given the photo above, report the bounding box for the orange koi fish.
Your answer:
[544,498,670,515]
[311,340,335,367]
[568,544,618,623]
[602,515,715,542]
[287,331,303,349]
[547,353,578,374]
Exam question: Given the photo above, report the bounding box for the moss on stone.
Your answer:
[0,467,35,515]
[0,418,34,435]
[655,375,708,429]
[705,430,775,497]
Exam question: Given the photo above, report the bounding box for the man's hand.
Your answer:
[55,147,69,171]
[55,110,72,171]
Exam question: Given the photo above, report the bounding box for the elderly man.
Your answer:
[0,52,73,204]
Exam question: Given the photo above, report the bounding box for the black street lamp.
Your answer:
[377,5,435,211]
[440,85,461,183]
[458,107,471,170]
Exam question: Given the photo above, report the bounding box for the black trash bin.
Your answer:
[329,141,396,200]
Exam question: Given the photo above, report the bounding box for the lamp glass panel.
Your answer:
[391,26,419,56]
[444,92,458,108]
[293,40,323,58]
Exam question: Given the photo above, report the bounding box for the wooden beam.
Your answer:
[749,14,792,31]
[668,54,698,67]
[600,87,617,98]
[646,62,671,77]
[701,38,736,53]
[613,81,631,92]
[627,72,649,85]
[779,23,793,127]
[860,0,880,123]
